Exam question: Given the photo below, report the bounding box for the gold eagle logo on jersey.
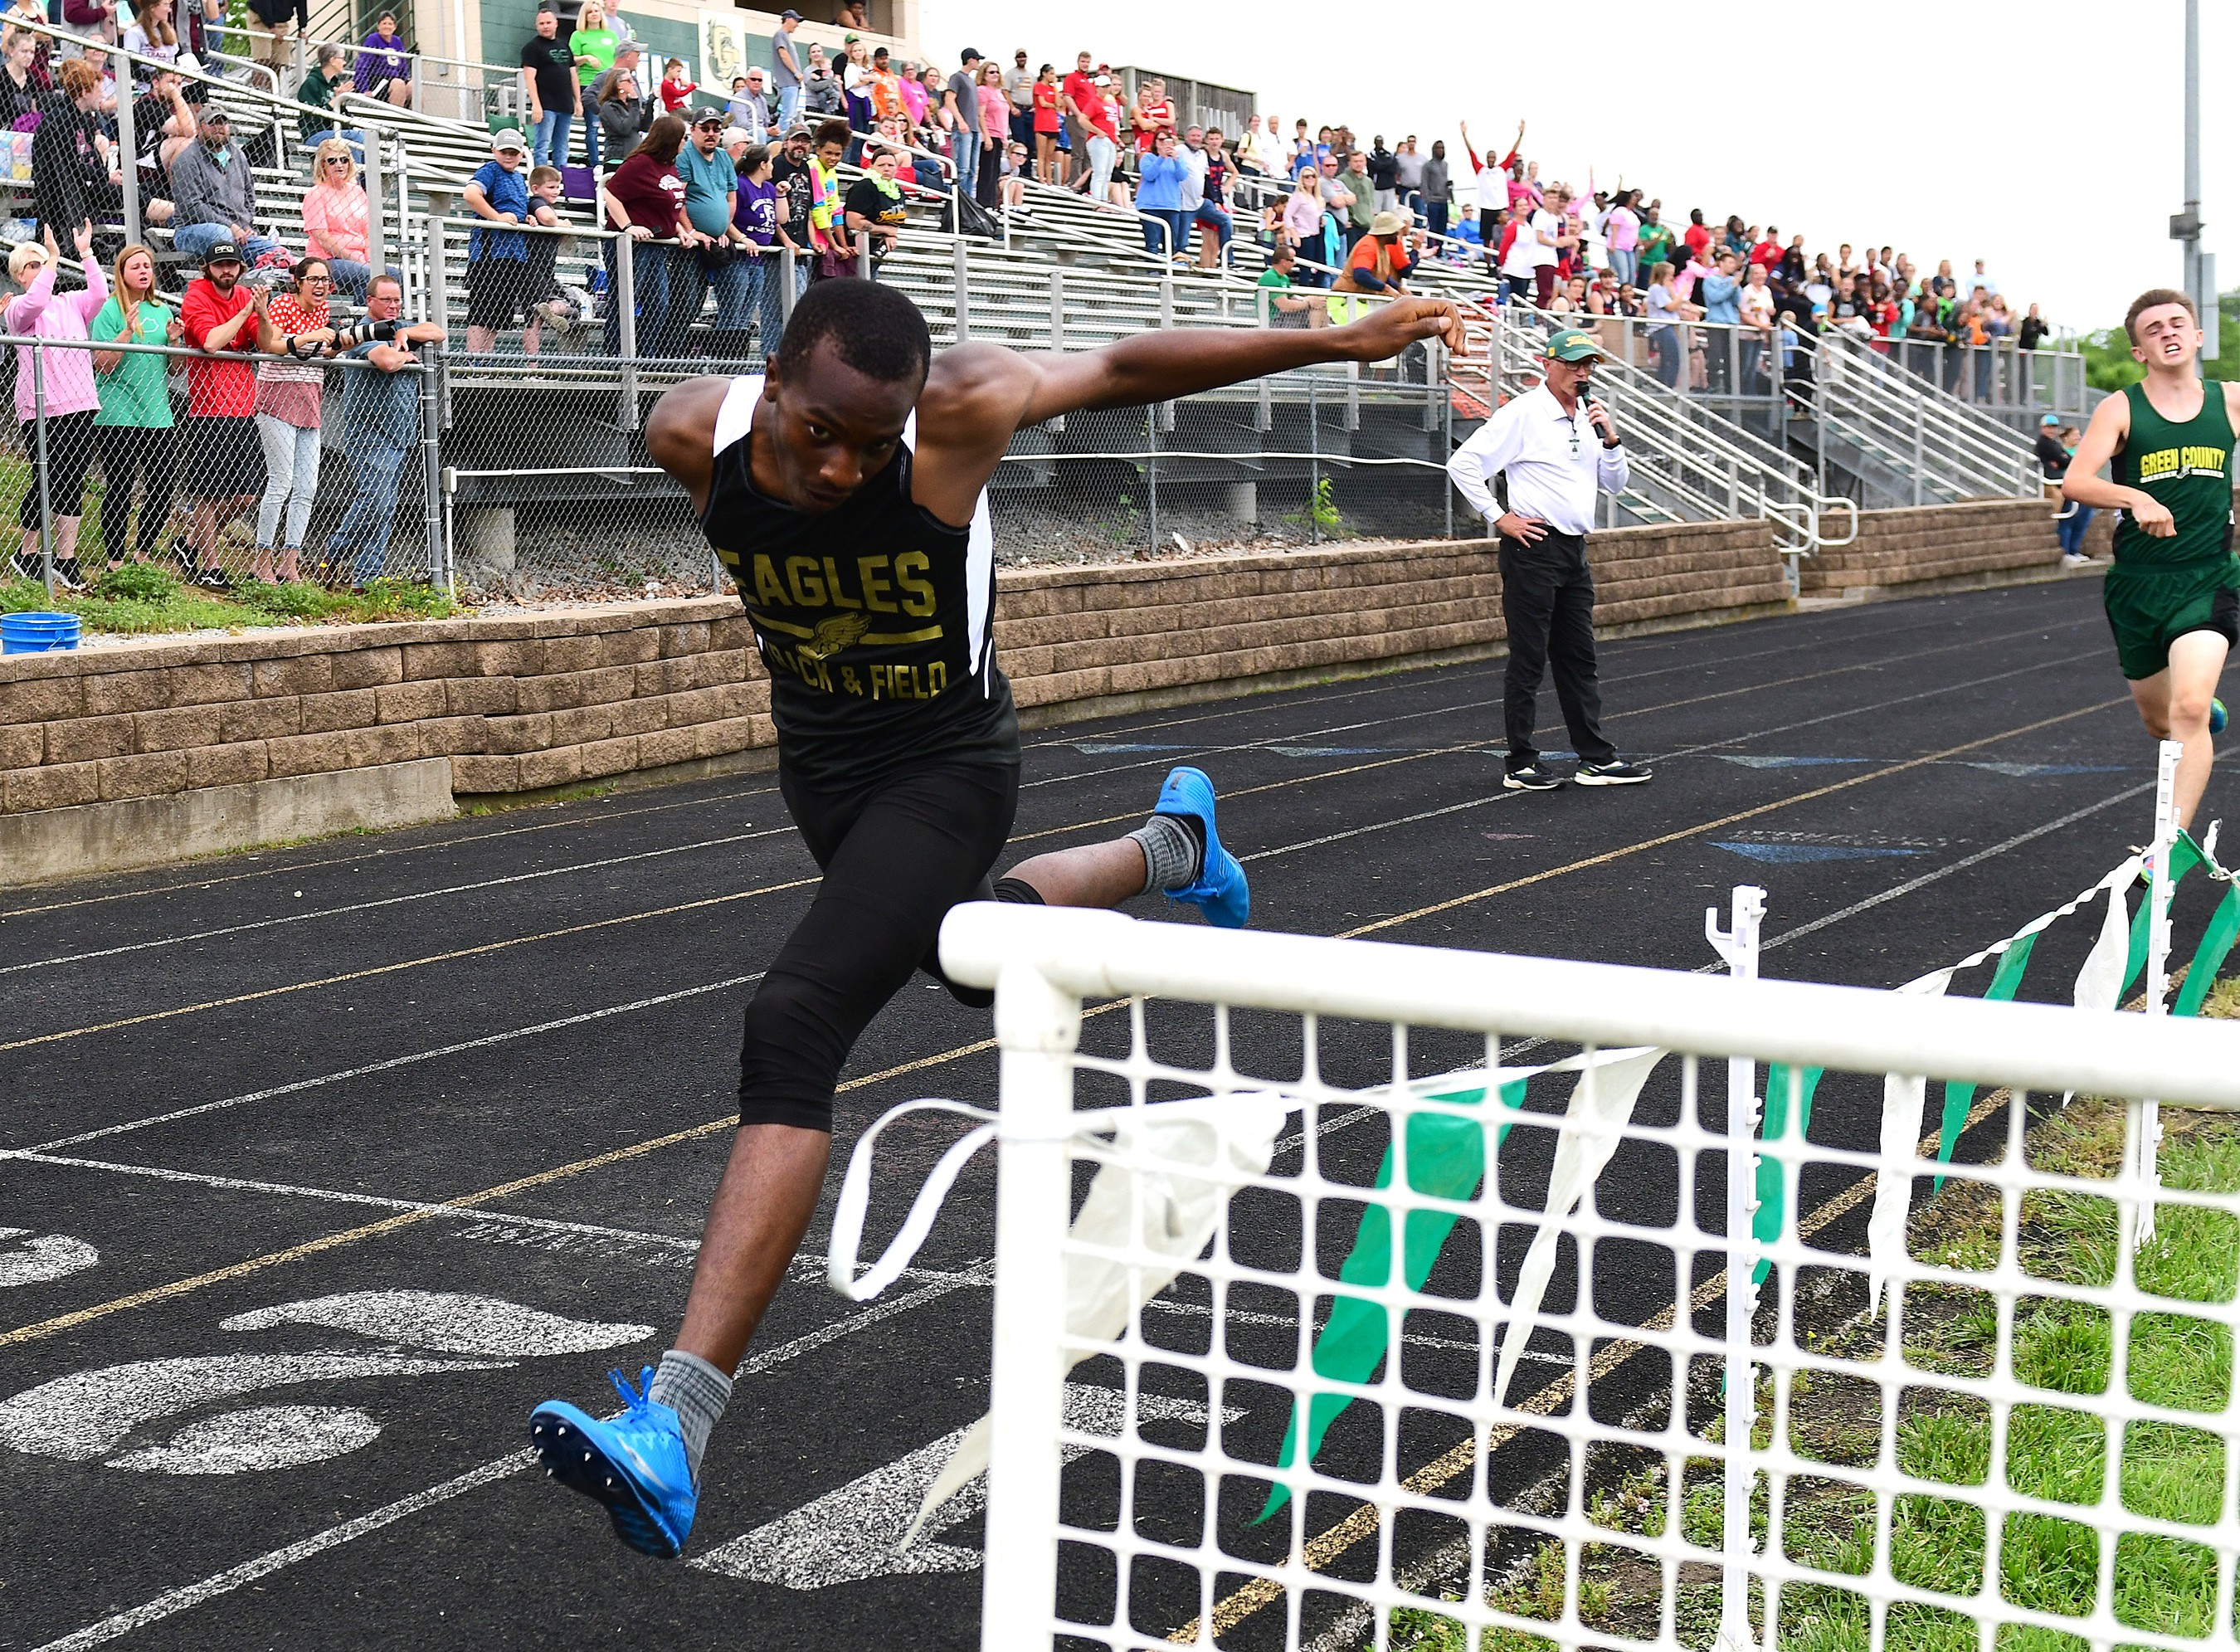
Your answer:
[800,612,874,660]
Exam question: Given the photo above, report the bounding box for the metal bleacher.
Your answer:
[1,17,2043,563]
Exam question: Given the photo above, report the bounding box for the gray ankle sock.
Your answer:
[647,1349,732,1482]
[1127,811,1205,894]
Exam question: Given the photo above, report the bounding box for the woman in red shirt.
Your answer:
[601,114,689,358]
[1030,63,1059,184]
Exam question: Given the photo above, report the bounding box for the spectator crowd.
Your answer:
[0,7,2073,599]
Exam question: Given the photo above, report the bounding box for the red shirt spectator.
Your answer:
[1683,220,1712,264]
[180,275,256,416]
[1132,87,1172,153]
[1750,236,1782,271]
[1077,82,1117,145]
[1060,63,1094,126]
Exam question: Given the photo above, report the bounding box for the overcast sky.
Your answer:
[919,0,2226,335]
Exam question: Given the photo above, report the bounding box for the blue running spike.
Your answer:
[2212,698,2228,738]
[1154,766,1249,928]
[528,1365,697,1558]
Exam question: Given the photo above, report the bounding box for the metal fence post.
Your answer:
[616,233,638,431]
[1708,884,1767,1652]
[116,85,139,246]
[952,240,971,341]
[1255,298,1272,433]
[1048,268,1063,350]
[364,134,387,282]
[1442,350,1454,540]
[1145,402,1158,555]
[780,246,799,323]
[421,347,447,589]
[1307,372,1320,547]
[32,341,52,602]
[428,216,454,359]
[856,229,872,280]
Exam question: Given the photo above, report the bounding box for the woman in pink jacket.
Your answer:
[4,223,109,591]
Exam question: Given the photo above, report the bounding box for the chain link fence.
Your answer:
[0,329,439,603]
[437,346,1460,598]
[0,293,1466,609]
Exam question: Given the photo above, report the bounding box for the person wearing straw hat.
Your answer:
[1445,326,1653,791]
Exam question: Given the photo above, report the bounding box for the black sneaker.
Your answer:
[192,563,233,590]
[1503,762,1565,792]
[53,557,87,591]
[6,549,39,582]
[1575,758,1653,787]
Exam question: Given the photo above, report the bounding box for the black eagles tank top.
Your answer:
[699,374,1016,787]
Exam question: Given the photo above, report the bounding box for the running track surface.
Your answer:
[0,574,2218,1652]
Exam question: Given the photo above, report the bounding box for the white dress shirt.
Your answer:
[1445,383,1629,535]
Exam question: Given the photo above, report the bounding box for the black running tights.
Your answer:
[738,756,1036,1131]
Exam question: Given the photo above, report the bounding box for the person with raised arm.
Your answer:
[526,280,1468,1561]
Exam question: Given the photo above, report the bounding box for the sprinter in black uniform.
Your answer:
[528,277,1468,1559]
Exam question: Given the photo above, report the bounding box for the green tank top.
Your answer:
[2112,379,2236,567]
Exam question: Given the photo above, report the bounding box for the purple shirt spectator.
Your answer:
[353,19,409,95]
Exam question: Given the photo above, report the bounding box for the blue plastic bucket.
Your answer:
[1,611,80,654]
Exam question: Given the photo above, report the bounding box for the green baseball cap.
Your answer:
[1541,328,1606,363]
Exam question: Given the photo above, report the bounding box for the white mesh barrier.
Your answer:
[910,902,2240,1652]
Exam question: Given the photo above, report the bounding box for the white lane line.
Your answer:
[1270,779,2154,1159]
[1241,648,2089,865]
[2,830,801,977]
[27,1263,993,1652]
[0,782,784,923]
[30,1451,542,1652]
[4,1149,977,1293]
[1756,780,2156,956]
[1020,598,2057,754]
[17,974,766,1154]
[1022,618,2048,798]
[737,1262,991,1375]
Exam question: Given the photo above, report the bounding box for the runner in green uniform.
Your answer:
[2065,287,2238,828]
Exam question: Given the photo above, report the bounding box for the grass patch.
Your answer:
[2,568,458,635]
[1366,980,2240,1651]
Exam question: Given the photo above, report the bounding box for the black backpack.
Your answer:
[940,192,1001,240]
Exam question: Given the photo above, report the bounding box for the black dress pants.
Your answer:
[1498,530,1616,769]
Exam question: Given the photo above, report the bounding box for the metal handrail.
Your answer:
[1792,329,2039,504]
[1458,311,1853,570]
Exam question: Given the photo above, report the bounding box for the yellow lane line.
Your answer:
[1337,698,2130,939]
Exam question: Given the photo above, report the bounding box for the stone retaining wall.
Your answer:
[1798,499,2064,597]
[1,519,1789,878]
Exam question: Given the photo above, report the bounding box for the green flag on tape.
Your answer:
[2175,884,2240,1018]
[1755,1065,1824,1284]
[2123,832,2203,997]
[1933,931,2039,1189]
[1255,1079,1525,1523]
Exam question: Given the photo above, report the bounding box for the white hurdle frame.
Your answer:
[943,895,2240,1651]
[1704,884,1767,1652]
[2135,736,2185,1247]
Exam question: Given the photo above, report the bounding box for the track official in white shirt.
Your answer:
[1447,327,1653,791]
